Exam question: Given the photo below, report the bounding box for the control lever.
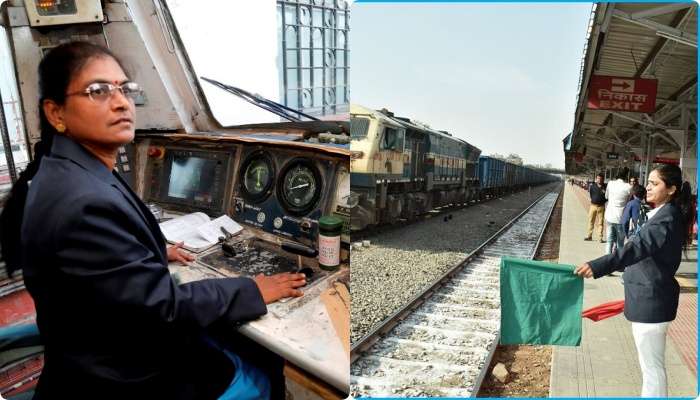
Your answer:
[219,226,243,258]
[281,242,318,279]
[219,236,236,257]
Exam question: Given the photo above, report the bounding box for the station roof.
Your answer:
[565,3,697,175]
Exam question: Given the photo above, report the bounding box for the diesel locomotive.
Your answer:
[350,105,557,231]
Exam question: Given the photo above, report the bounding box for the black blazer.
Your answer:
[21,135,267,399]
[589,203,684,323]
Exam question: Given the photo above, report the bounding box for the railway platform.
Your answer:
[550,183,697,397]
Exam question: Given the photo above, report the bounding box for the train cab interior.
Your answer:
[0,0,350,398]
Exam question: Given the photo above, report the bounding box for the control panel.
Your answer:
[232,146,339,244]
[139,138,349,246]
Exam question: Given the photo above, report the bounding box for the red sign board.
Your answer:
[587,75,657,113]
[633,156,679,165]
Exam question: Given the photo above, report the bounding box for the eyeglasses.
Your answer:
[66,82,141,102]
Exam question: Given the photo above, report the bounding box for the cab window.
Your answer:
[380,127,405,151]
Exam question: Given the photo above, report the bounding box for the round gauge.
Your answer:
[278,159,323,216]
[240,151,275,203]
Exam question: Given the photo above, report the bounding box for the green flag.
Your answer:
[500,257,583,346]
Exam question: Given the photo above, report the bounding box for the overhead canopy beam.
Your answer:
[656,98,697,106]
[608,128,623,143]
[624,131,643,144]
[629,3,694,20]
[610,111,673,130]
[635,7,694,77]
[656,102,687,124]
[656,78,697,113]
[586,133,631,148]
[654,132,680,148]
[613,9,697,48]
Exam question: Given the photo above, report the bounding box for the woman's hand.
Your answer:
[574,263,593,278]
[254,273,306,304]
[167,242,195,265]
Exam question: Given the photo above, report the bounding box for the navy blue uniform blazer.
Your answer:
[21,135,267,399]
[589,203,683,323]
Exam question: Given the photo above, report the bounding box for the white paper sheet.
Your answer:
[159,212,210,242]
[158,212,214,251]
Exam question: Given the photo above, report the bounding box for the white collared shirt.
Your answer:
[604,179,632,223]
[646,203,666,221]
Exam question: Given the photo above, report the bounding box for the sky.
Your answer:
[350,3,593,169]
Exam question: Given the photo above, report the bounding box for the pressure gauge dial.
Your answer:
[278,159,322,216]
[240,151,274,203]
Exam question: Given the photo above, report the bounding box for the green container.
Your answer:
[318,215,343,271]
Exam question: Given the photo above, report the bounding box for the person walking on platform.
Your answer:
[621,185,647,239]
[604,169,631,254]
[574,164,696,398]
[629,176,642,200]
[584,173,606,242]
[629,176,640,189]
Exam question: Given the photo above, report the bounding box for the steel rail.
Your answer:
[530,184,564,259]
[351,185,558,359]
[350,185,562,397]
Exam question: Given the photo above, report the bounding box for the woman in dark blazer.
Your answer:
[574,164,695,398]
[0,42,305,399]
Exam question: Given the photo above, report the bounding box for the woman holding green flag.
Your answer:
[574,164,695,398]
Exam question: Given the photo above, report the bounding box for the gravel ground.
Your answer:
[351,184,558,344]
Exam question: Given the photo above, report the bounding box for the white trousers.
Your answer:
[631,321,670,397]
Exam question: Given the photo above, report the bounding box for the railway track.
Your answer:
[350,186,562,398]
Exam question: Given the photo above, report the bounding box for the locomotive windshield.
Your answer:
[350,117,370,138]
[164,0,350,125]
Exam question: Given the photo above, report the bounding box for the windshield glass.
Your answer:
[164,0,350,126]
[0,26,28,194]
[350,117,369,139]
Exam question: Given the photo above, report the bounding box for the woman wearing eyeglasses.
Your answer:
[0,42,304,399]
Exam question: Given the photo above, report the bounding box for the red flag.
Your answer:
[581,300,625,322]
